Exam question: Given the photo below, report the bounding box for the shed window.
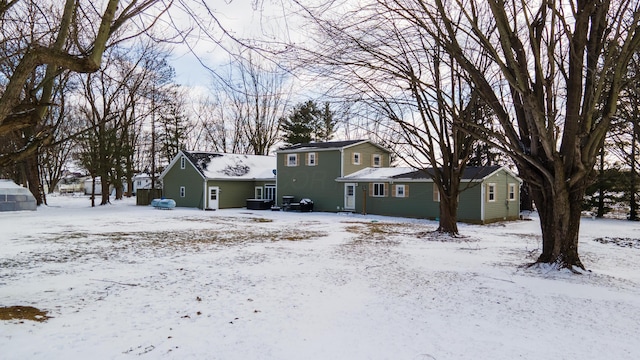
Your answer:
[352,152,361,165]
[433,186,440,202]
[487,183,496,202]
[307,152,317,166]
[180,156,186,169]
[509,183,516,201]
[180,186,186,198]
[372,154,382,167]
[287,154,298,167]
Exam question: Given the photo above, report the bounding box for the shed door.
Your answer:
[208,186,219,210]
[344,183,356,210]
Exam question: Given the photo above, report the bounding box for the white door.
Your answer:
[208,186,219,210]
[344,183,356,210]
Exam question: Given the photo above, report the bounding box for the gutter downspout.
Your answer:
[203,180,207,211]
[480,182,485,224]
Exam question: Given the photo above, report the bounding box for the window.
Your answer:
[265,185,276,201]
[487,183,496,202]
[394,184,408,198]
[371,183,386,197]
[180,156,186,169]
[307,152,317,166]
[433,186,440,202]
[287,154,298,167]
[136,180,141,186]
[372,154,382,167]
[509,183,516,201]
[180,186,186,198]
[352,152,361,165]
[255,186,263,199]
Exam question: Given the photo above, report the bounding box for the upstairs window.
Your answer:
[180,186,186,197]
[287,154,298,167]
[180,156,186,169]
[372,154,382,167]
[352,152,361,165]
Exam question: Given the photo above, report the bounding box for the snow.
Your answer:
[340,167,415,180]
[184,152,276,180]
[1,195,640,359]
[0,179,26,190]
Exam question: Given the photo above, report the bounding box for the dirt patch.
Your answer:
[0,306,50,322]
[594,237,640,249]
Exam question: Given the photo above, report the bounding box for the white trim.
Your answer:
[395,184,406,198]
[480,185,485,222]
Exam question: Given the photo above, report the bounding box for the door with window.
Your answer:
[265,185,276,202]
[344,183,356,210]
[208,186,219,210]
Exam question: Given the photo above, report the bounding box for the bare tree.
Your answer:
[365,0,640,269]
[293,2,494,234]
[212,49,292,155]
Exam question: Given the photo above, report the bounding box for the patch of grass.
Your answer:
[250,217,273,223]
[0,306,50,322]
[594,237,640,249]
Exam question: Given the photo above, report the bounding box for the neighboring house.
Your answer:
[276,140,392,212]
[160,151,276,210]
[0,179,37,211]
[132,174,153,195]
[336,165,522,224]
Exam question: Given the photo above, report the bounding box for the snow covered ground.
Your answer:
[1,195,639,359]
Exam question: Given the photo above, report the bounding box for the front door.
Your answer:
[344,183,356,210]
[208,186,219,210]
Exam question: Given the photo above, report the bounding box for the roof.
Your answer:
[0,179,35,195]
[338,167,416,181]
[337,165,519,182]
[394,166,504,180]
[178,151,276,181]
[278,139,389,153]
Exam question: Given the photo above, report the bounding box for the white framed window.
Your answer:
[136,180,141,186]
[180,156,186,169]
[265,184,276,201]
[433,186,440,202]
[508,183,516,201]
[372,154,382,167]
[371,183,386,197]
[307,152,317,166]
[395,184,408,198]
[352,152,361,165]
[255,186,263,199]
[287,154,298,167]
[487,183,496,202]
[180,186,186,197]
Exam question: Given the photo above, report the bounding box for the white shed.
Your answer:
[0,179,37,211]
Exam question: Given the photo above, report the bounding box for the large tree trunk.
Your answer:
[438,192,459,234]
[530,177,586,270]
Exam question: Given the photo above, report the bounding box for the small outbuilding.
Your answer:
[0,179,37,211]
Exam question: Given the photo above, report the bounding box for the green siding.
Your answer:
[207,180,254,209]
[343,142,391,176]
[162,156,205,208]
[277,150,344,212]
[457,183,483,222]
[482,171,521,223]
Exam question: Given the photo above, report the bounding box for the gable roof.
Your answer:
[162,151,276,181]
[278,139,389,153]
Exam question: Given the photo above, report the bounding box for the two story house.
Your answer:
[276,140,391,212]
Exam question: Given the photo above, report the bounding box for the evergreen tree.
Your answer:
[280,101,336,145]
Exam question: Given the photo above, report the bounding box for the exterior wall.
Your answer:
[207,180,255,209]
[342,143,391,176]
[482,170,521,223]
[457,183,483,223]
[354,182,440,219]
[277,150,344,212]
[162,156,205,208]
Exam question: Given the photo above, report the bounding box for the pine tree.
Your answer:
[280,100,336,145]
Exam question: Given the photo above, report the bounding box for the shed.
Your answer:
[0,179,37,211]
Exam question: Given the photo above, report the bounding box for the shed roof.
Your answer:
[393,166,503,180]
[179,151,276,181]
[337,165,519,182]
